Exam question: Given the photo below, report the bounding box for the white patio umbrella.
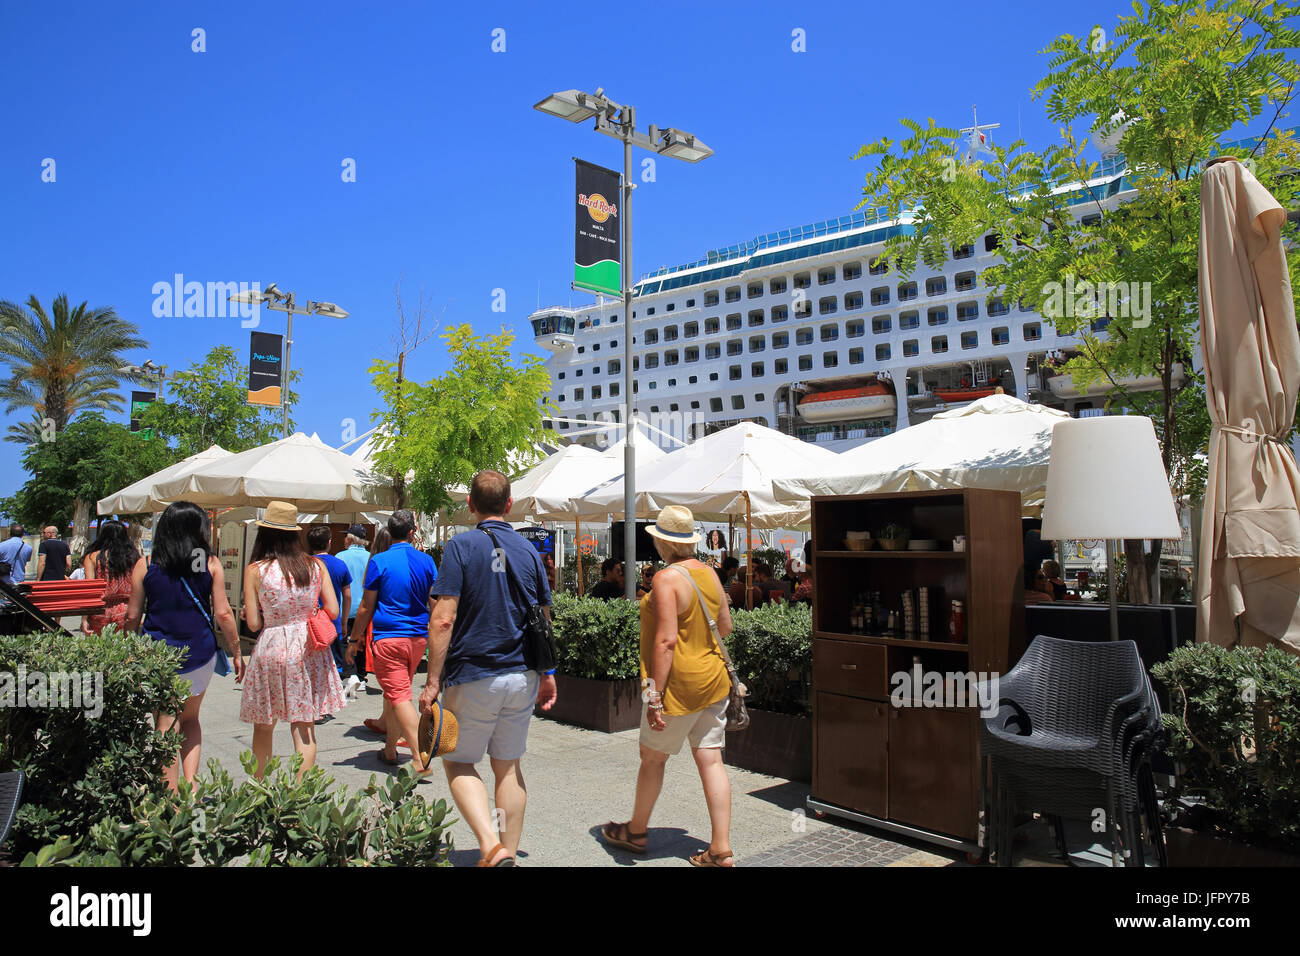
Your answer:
[97,444,233,515]
[575,422,839,605]
[598,426,670,463]
[772,394,1070,517]
[151,432,396,513]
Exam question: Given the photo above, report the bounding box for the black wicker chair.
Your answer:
[978,635,1164,866]
[0,770,24,851]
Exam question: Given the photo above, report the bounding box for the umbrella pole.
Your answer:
[727,516,734,557]
[745,492,753,611]
[575,515,583,597]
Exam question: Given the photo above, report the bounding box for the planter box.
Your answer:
[724,708,811,783]
[1165,826,1300,867]
[538,674,642,733]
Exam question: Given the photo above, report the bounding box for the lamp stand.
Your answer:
[1106,538,1119,642]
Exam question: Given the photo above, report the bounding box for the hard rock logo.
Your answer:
[579,192,618,224]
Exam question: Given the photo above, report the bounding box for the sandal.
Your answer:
[601,821,648,854]
[689,848,735,867]
[362,719,406,747]
[477,843,516,867]
[376,749,401,766]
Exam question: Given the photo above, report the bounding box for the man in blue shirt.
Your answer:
[335,523,372,696]
[308,526,353,695]
[420,470,557,867]
[347,510,437,775]
[0,525,33,586]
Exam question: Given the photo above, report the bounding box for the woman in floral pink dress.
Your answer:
[239,502,345,779]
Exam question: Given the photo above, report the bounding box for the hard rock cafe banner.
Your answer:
[574,159,622,297]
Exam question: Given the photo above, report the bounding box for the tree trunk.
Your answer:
[1122,539,1151,604]
[71,497,91,556]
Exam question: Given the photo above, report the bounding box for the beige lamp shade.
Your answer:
[1040,416,1180,541]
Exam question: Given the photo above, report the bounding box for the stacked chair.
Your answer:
[978,635,1166,867]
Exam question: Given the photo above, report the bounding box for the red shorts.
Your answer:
[371,636,428,703]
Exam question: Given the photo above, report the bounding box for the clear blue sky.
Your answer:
[0,0,1224,501]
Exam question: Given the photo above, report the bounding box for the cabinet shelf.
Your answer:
[816,550,965,559]
[814,629,970,652]
[810,487,1025,849]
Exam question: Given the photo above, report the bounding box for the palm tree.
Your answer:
[0,294,149,443]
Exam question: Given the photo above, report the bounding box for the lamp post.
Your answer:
[229,284,349,438]
[535,88,713,598]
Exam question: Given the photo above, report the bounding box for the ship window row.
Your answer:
[595,324,1045,397]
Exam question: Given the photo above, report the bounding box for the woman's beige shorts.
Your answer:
[639,695,729,754]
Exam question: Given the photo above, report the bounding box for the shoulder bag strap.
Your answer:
[179,575,215,632]
[667,564,737,672]
[480,527,532,613]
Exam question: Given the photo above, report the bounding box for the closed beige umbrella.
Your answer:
[1196,156,1300,653]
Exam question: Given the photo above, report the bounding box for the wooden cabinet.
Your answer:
[808,489,1023,850]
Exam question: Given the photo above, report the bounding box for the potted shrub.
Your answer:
[722,602,812,781]
[542,593,643,732]
[1151,642,1300,866]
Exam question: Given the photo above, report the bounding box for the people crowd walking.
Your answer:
[348,510,437,775]
[602,505,735,867]
[238,502,346,779]
[420,470,557,867]
[0,524,32,586]
[124,501,244,790]
[81,519,138,635]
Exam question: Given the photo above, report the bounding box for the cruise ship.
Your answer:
[529,145,1172,453]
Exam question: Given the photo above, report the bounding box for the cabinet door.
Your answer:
[888,707,976,839]
[814,692,888,817]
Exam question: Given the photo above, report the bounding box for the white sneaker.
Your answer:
[343,675,363,701]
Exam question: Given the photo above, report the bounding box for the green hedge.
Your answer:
[725,602,812,715]
[24,754,452,867]
[549,592,813,715]
[0,626,188,858]
[551,592,641,679]
[1152,642,1300,851]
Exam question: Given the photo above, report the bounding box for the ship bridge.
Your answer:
[530,310,578,352]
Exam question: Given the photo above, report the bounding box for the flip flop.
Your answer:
[689,849,735,867]
[601,821,648,854]
[476,843,515,867]
[362,718,406,746]
[376,749,401,766]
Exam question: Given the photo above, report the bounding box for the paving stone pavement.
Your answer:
[194,670,967,867]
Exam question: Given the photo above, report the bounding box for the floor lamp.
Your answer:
[1040,416,1182,641]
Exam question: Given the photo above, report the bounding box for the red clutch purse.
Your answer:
[307,572,337,650]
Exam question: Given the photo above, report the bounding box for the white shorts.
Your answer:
[440,670,539,764]
[639,696,729,755]
[179,654,217,698]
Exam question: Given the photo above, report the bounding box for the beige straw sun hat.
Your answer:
[645,505,701,545]
[256,500,301,531]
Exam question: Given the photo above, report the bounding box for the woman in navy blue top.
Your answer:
[126,501,243,791]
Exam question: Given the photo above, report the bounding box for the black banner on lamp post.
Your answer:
[574,159,622,297]
[130,391,155,435]
[248,331,283,407]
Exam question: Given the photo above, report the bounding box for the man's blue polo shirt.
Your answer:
[431,520,551,689]
[363,542,438,639]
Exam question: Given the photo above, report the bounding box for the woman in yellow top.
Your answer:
[601,506,736,866]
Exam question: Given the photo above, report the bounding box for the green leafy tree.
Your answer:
[0,294,150,443]
[853,0,1300,601]
[137,345,300,458]
[368,324,554,514]
[4,415,174,548]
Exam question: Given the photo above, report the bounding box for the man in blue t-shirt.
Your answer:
[0,525,33,586]
[308,526,353,695]
[347,510,437,775]
[420,470,557,867]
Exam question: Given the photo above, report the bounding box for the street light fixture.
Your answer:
[229,284,349,438]
[534,87,712,598]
